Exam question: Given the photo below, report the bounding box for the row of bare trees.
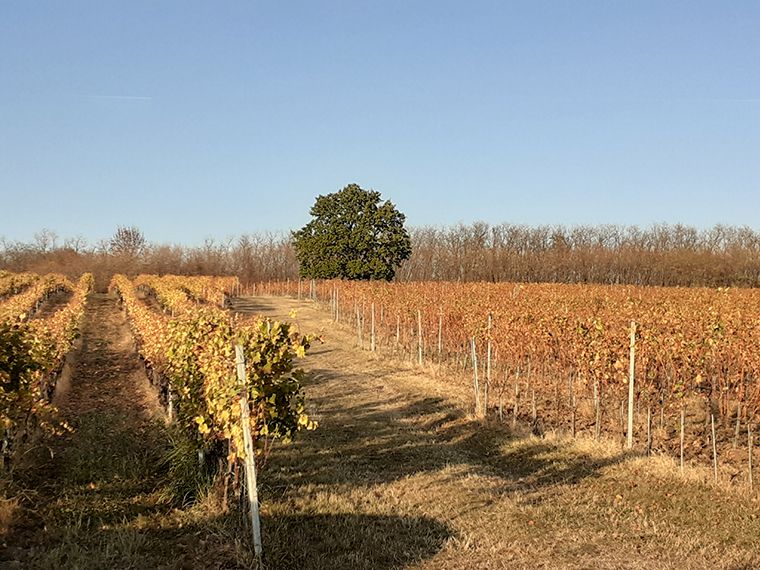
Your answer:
[400,222,760,287]
[0,228,297,291]
[4,223,760,289]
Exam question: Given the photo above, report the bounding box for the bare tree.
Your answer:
[109,226,146,257]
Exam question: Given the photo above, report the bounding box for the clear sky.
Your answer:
[2,1,759,246]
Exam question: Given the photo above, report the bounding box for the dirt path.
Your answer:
[4,294,202,569]
[29,289,73,320]
[52,292,163,418]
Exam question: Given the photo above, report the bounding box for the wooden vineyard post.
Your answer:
[647,407,652,456]
[168,391,175,423]
[438,308,443,356]
[371,303,376,352]
[711,414,718,484]
[526,356,531,393]
[499,374,505,423]
[234,345,263,557]
[627,321,636,450]
[418,310,423,365]
[471,338,480,417]
[513,381,519,429]
[734,405,742,449]
[620,400,625,444]
[594,381,601,440]
[486,314,492,386]
[486,314,492,412]
[571,394,577,438]
[356,305,363,349]
[749,422,754,491]
[680,406,685,473]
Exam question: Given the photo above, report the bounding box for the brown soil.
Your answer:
[29,288,73,320]
[136,289,166,314]
[51,292,163,420]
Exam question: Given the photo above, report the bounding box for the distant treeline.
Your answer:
[401,222,760,287]
[0,228,297,291]
[3,223,760,289]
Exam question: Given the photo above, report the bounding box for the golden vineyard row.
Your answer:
[0,272,93,432]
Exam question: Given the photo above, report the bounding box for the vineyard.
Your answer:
[109,273,316,465]
[0,272,315,495]
[0,270,93,440]
[5,272,760,568]
[258,279,760,464]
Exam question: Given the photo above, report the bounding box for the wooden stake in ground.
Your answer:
[356,305,363,349]
[749,422,754,491]
[371,303,376,352]
[680,406,685,473]
[438,307,443,356]
[471,338,480,417]
[486,314,492,387]
[734,405,741,449]
[594,381,601,440]
[627,320,636,450]
[513,380,519,429]
[711,414,718,484]
[418,310,423,365]
[234,345,263,557]
[571,394,576,438]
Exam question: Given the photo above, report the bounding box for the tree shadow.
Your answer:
[262,513,451,570]
[264,365,628,500]
[5,512,450,570]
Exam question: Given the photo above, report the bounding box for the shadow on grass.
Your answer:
[7,512,450,570]
[262,513,452,570]
[265,366,627,497]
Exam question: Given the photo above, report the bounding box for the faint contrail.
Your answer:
[85,95,152,100]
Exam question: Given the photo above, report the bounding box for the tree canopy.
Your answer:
[292,184,411,281]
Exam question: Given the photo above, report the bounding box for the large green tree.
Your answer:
[292,184,411,280]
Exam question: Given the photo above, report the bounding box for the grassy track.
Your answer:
[237,296,760,570]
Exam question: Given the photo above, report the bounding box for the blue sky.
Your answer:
[2,1,759,246]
